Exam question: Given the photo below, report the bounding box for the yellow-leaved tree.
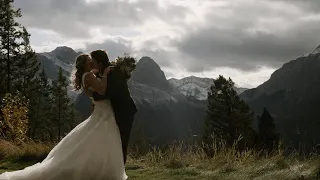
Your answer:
[0,93,29,143]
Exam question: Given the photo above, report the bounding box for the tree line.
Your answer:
[0,0,78,143]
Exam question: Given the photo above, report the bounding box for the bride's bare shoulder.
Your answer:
[86,71,95,78]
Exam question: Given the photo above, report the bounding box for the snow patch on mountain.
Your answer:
[169,76,212,100]
[40,52,74,73]
[37,47,81,101]
[169,76,248,100]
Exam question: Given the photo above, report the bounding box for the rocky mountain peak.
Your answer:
[131,56,172,90]
[52,46,76,54]
[50,46,80,64]
[311,45,320,55]
[136,56,165,77]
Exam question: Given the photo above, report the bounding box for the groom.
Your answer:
[90,50,137,164]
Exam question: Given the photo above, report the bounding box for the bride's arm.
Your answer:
[84,68,111,95]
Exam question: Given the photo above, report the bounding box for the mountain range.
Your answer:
[37,48,210,145]
[37,45,320,149]
[241,45,320,149]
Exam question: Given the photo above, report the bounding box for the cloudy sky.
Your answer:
[13,0,320,88]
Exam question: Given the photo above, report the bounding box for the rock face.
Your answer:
[241,45,320,149]
[169,76,248,100]
[131,57,172,91]
[50,46,81,64]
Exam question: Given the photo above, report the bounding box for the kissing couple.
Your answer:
[0,50,138,180]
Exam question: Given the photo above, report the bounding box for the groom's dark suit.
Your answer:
[92,66,137,164]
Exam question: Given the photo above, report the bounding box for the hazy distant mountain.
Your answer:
[241,45,320,149]
[36,46,82,100]
[169,76,248,100]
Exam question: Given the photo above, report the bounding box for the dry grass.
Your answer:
[125,142,320,179]
[0,140,54,162]
[0,140,320,179]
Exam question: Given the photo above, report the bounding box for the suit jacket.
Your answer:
[92,66,137,124]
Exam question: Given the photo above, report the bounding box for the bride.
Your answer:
[0,54,127,180]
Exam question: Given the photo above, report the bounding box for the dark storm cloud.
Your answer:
[172,0,320,71]
[14,0,320,72]
[175,24,320,71]
[13,0,189,38]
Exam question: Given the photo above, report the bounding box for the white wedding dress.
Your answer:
[0,73,127,180]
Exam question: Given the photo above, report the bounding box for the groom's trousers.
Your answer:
[117,114,134,164]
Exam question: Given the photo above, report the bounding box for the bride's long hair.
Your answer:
[73,54,89,91]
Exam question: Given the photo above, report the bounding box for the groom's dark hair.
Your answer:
[90,50,111,72]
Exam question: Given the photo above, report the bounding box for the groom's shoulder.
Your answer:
[106,68,119,83]
[109,67,122,77]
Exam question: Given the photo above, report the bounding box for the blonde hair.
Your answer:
[73,54,89,90]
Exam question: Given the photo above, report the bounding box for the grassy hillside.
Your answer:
[0,140,320,180]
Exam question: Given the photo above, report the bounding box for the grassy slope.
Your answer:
[0,140,320,180]
[1,158,319,180]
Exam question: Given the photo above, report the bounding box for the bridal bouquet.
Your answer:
[111,54,137,79]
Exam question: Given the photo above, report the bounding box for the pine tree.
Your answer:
[51,67,70,140]
[67,103,78,131]
[0,0,24,94]
[14,27,41,95]
[258,107,279,152]
[0,49,5,98]
[28,69,52,140]
[0,0,41,95]
[202,75,255,155]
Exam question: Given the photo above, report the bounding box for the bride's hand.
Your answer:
[103,66,114,76]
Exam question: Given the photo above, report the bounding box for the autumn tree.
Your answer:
[0,93,29,142]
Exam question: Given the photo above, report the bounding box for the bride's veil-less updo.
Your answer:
[73,54,89,91]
